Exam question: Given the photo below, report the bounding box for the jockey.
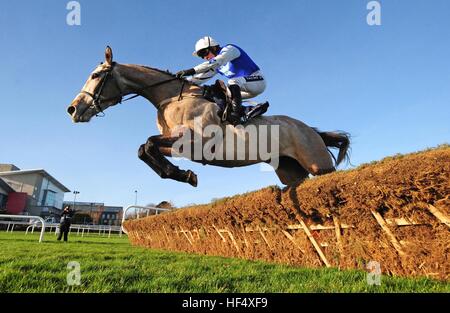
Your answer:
[176,36,269,125]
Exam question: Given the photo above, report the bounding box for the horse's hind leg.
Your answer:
[275,156,310,185]
[138,135,198,187]
[294,147,335,176]
[296,146,335,176]
[290,128,336,177]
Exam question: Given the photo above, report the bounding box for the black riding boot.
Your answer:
[228,84,244,125]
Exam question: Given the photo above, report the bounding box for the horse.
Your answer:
[67,46,350,187]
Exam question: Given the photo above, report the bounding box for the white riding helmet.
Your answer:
[193,36,219,56]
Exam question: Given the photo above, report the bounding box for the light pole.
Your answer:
[73,190,80,211]
[134,190,138,206]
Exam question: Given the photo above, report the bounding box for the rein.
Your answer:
[80,62,184,117]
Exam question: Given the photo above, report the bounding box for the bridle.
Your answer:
[79,62,182,117]
[80,62,123,117]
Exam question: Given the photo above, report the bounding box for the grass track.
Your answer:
[0,232,448,293]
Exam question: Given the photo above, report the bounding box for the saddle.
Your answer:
[202,80,269,125]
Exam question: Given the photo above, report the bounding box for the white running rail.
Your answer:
[0,214,46,242]
[121,205,170,234]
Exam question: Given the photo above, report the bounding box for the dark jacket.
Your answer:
[60,209,74,226]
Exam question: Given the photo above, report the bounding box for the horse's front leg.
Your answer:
[137,135,198,187]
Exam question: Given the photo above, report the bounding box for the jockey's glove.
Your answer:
[176,68,196,78]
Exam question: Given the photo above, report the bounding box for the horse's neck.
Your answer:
[118,64,184,109]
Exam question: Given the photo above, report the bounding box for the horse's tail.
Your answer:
[313,128,351,167]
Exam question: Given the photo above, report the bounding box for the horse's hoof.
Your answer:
[186,170,198,187]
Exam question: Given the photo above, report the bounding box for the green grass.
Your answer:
[0,231,448,293]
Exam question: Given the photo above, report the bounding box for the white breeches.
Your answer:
[227,70,266,99]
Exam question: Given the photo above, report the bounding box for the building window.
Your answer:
[43,190,56,207]
[0,194,7,209]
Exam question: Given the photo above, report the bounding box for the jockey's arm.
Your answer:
[193,45,241,74]
[188,69,216,84]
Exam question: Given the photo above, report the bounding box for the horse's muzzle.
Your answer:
[67,104,83,122]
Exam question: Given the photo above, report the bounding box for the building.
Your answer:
[0,164,70,217]
[0,177,15,213]
[63,201,123,226]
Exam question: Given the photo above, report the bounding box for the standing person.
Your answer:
[176,36,269,125]
[57,205,73,242]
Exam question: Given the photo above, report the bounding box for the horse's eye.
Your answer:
[91,73,100,79]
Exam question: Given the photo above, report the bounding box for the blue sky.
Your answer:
[0,0,449,208]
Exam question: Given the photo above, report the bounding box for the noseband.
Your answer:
[79,62,183,117]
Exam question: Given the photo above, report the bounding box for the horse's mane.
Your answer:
[140,65,176,76]
[139,65,198,86]
[134,64,200,87]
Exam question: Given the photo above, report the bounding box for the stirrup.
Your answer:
[222,98,245,125]
[221,104,241,125]
[245,101,269,120]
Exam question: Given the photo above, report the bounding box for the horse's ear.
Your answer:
[105,46,113,65]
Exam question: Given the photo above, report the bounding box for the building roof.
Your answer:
[0,169,71,193]
[0,164,20,172]
[0,177,15,193]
